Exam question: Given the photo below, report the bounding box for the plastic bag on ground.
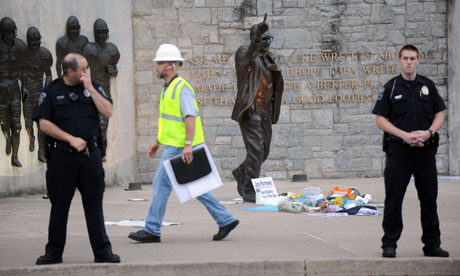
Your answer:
[277,197,306,213]
[303,186,325,207]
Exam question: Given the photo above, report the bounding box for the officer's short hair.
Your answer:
[399,44,419,58]
[62,56,79,75]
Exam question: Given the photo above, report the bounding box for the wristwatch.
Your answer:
[429,129,436,138]
[185,140,193,145]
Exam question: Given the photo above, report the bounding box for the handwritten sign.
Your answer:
[251,177,279,205]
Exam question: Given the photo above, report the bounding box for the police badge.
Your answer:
[421,86,429,96]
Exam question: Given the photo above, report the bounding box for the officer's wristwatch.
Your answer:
[429,129,436,138]
[185,140,193,145]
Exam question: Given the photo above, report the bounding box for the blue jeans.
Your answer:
[144,145,236,236]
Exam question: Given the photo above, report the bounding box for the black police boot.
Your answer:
[382,247,396,258]
[423,247,449,257]
[94,252,121,263]
[128,230,161,243]
[213,219,240,241]
[36,255,63,265]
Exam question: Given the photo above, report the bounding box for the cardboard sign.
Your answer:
[251,177,279,205]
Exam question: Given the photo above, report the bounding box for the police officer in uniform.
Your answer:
[372,45,449,258]
[34,53,120,264]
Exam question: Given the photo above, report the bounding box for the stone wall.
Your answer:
[448,0,460,175]
[132,0,449,183]
[0,0,452,196]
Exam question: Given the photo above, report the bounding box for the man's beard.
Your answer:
[158,70,167,79]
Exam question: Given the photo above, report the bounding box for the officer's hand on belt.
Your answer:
[69,137,87,152]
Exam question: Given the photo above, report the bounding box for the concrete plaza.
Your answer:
[0,177,459,275]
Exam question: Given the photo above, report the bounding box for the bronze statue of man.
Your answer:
[22,27,53,162]
[83,19,120,161]
[55,16,88,78]
[231,15,284,202]
[0,17,27,167]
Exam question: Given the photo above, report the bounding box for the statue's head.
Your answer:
[27,27,41,51]
[66,16,81,41]
[260,32,273,53]
[249,24,273,54]
[0,17,17,45]
[94,19,109,44]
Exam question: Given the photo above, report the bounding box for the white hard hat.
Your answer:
[153,44,185,62]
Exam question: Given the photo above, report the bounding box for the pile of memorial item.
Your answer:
[277,186,381,215]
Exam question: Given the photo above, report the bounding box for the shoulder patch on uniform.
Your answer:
[377,88,385,100]
[38,92,46,105]
[98,86,109,98]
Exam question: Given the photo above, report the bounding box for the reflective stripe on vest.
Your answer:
[158,76,205,147]
[160,113,185,123]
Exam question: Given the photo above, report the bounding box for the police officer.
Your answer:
[34,53,120,264]
[372,45,448,258]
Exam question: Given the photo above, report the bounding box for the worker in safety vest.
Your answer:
[128,44,239,243]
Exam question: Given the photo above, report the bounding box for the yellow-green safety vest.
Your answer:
[158,76,205,147]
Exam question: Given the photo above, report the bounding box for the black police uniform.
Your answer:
[372,74,446,251]
[33,78,114,259]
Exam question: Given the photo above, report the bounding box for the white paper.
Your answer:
[307,213,349,217]
[220,200,243,205]
[105,220,183,227]
[164,143,223,203]
[355,208,381,216]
